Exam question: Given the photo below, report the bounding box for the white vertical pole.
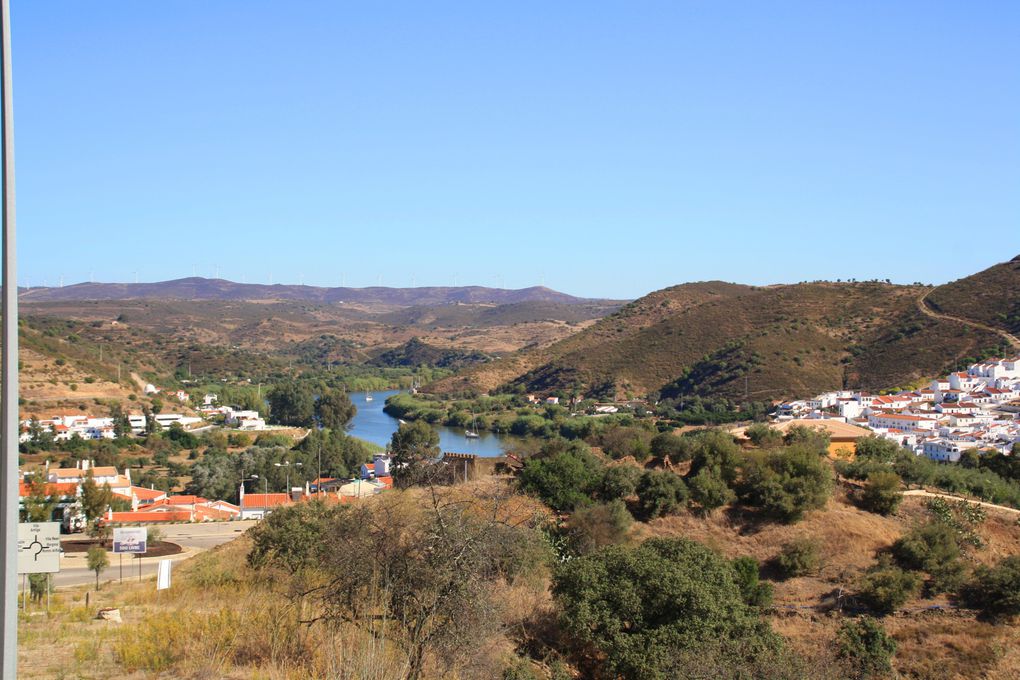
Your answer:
[0,0,17,675]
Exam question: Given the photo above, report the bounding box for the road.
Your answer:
[916,288,1020,351]
[27,520,259,590]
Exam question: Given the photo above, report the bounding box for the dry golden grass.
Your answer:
[19,483,555,680]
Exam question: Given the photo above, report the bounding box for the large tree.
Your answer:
[738,444,833,522]
[267,382,316,427]
[389,421,441,488]
[248,488,548,680]
[315,389,356,431]
[552,537,781,679]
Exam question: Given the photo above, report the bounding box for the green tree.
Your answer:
[20,471,57,522]
[389,420,441,488]
[731,556,773,608]
[315,389,356,431]
[891,522,960,574]
[958,448,981,469]
[80,471,113,531]
[687,465,735,516]
[250,487,549,680]
[739,445,833,523]
[854,436,903,464]
[86,545,109,591]
[857,559,921,615]
[776,538,821,578]
[961,555,1020,620]
[267,382,316,427]
[518,443,602,512]
[782,425,830,455]
[745,423,783,448]
[552,537,781,679]
[109,403,133,438]
[859,471,903,515]
[635,470,688,520]
[649,432,687,461]
[595,465,642,502]
[836,617,897,679]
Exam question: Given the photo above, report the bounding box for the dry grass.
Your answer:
[18,482,1020,679]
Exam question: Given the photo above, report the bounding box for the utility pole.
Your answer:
[1,0,17,674]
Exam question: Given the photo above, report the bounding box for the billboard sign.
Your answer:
[112,527,148,554]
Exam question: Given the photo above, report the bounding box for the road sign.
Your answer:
[112,527,147,554]
[17,523,60,574]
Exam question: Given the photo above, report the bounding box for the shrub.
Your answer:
[686,465,735,515]
[745,423,783,448]
[782,425,830,455]
[518,443,603,512]
[731,556,773,608]
[853,436,903,464]
[776,538,821,578]
[739,445,833,523]
[857,560,921,615]
[836,617,897,679]
[858,471,903,515]
[960,555,1020,620]
[552,538,781,679]
[891,522,960,573]
[596,465,642,502]
[635,470,688,520]
[566,500,633,555]
[649,432,687,461]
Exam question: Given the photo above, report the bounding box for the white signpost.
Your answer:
[17,523,61,614]
[17,522,60,575]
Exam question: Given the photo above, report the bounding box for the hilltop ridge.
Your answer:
[428,259,1020,401]
[18,277,620,308]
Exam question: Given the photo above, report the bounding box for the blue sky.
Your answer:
[11,2,1019,299]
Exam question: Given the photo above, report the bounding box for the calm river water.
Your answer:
[347,390,510,457]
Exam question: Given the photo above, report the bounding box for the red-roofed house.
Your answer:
[238,484,293,520]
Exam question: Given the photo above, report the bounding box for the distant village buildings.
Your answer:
[775,356,1020,463]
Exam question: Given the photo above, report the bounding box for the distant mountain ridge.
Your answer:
[19,277,616,307]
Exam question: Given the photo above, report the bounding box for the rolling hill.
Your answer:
[925,255,1020,337]
[18,277,617,309]
[427,258,1020,401]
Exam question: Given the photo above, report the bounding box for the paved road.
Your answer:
[917,288,1020,351]
[33,520,260,590]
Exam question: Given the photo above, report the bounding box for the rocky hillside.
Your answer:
[925,255,1020,336]
[428,259,1019,401]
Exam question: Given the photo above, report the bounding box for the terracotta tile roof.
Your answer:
[103,510,192,524]
[18,481,79,498]
[165,495,208,505]
[241,493,292,509]
[130,486,166,501]
[50,466,120,479]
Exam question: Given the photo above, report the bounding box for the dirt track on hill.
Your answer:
[917,288,1020,351]
[902,488,1020,515]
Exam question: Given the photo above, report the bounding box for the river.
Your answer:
[347,390,511,457]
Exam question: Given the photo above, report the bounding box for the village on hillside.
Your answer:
[775,356,1020,462]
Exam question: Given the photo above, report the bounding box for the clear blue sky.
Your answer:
[11,2,1020,299]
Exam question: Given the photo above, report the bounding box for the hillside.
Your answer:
[925,255,1020,337]
[16,479,1020,679]
[19,277,620,308]
[429,258,1020,400]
